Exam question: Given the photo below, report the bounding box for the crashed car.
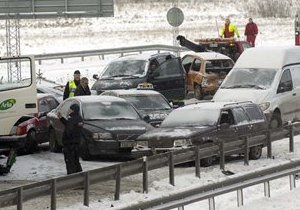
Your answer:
[137,101,268,165]
[101,88,173,127]
[91,52,186,105]
[47,96,153,160]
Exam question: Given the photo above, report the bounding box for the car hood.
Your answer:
[84,119,152,135]
[213,88,269,104]
[137,126,213,141]
[92,77,145,92]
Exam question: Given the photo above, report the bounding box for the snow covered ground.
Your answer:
[1,1,300,209]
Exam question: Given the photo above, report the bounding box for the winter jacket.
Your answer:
[63,80,80,100]
[244,22,258,36]
[74,85,91,96]
[60,112,83,145]
[220,23,240,38]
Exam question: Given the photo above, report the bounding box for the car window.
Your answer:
[191,59,201,72]
[182,56,193,73]
[101,60,147,78]
[278,69,293,92]
[244,105,264,122]
[219,110,234,125]
[232,107,249,125]
[47,97,59,110]
[59,100,73,117]
[122,94,171,110]
[154,58,183,77]
[291,67,300,88]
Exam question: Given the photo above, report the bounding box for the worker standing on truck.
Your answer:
[220,17,240,38]
[63,70,81,100]
[244,17,258,47]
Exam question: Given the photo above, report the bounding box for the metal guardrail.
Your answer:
[0,123,299,209]
[34,45,187,64]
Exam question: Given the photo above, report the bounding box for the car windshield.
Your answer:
[82,101,141,120]
[121,94,171,110]
[220,68,277,89]
[101,60,147,78]
[161,108,220,127]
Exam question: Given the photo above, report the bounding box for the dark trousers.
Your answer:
[63,144,82,175]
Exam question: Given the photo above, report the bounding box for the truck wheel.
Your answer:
[49,129,62,153]
[269,111,282,129]
[249,145,262,160]
[80,139,91,160]
[194,84,203,100]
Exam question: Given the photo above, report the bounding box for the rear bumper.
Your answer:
[0,134,27,149]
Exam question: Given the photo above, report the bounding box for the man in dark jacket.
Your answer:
[244,17,258,47]
[74,77,91,96]
[58,104,83,175]
[63,70,81,100]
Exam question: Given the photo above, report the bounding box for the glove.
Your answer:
[176,35,185,45]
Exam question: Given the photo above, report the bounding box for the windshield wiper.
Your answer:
[110,74,139,78]
[113,117,135,120]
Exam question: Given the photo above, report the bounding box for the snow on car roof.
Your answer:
[185,52,232,60]
[71,95,127,103]
[113,52,173,62]
[103,89,161,96]
[235,46,300,69]
[179,101,249,111]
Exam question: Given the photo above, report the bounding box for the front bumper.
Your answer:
[0,134,27,149]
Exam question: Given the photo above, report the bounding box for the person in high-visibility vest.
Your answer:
[220,17,240,38]
[63,70,81,100]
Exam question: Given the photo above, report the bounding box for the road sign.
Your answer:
[167,7,184,27]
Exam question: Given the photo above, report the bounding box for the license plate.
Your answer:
[120,141,136,148]
[209,43,218,47]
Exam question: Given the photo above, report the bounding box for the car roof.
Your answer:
[184,52,232,60]
[102,89,162,96]
[180,101,254,111]
[69,95,127,103]
[37,93,55,99]
[112,52,174,62]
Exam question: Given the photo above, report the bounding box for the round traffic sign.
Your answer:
[167,7,184,27]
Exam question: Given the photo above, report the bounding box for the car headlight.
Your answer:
[259,102,270,111]
[92,132,113,140]
[173,139,192,147]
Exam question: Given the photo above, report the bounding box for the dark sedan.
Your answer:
[137,101,268,165]
[101,89,173,127]
[47,96,153,160]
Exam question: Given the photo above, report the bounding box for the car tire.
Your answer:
[194,84,203,100]
[80,138,91,161]
[49,129,62,153]
[25,130,38,153]
[249,145,262,160]
[269,111,282,129]
[200,157,214,167]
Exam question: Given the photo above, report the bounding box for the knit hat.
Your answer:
[70,104,80,113]
[74,70,81,75]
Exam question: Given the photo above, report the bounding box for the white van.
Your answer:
[213,46,300,128]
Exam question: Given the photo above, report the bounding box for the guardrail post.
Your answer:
[51,179,56,210]
[84,171,90,206]
[195,146,201,178]
[219,141,225,170]
[169,152,175,186]
[114,165,121,200]
[143,156,148,193]
[60,58,64,64]
[237,188,243,207]
[266,130,272,158]
[264,181,270,197]
[289,123,294,153]
[178,206,184,210]
[208,197,215,210]
[289,174,296,190]
[244,137,249,166]
[17,187,23,210]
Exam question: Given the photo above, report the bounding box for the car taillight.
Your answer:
[16,126,27,135]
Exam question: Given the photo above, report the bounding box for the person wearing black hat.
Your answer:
[58,104,83,174]
[63,70,81,100]
[74,77,91,96]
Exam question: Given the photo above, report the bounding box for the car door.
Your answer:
[36,98,52,142]
[148,57,186,102]
[218,109,239,143]
[231,107,251,141]
[290,66,300,121]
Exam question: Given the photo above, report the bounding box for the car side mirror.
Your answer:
[93,74,99,80]
[143,115,150,123]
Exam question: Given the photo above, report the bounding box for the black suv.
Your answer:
[137,101,268,165]
[92,52,186,104]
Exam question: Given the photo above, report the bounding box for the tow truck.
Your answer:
[177,35,252,61]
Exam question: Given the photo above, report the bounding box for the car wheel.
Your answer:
[25,130,38,153]
[269,111,282,129]
[249,145,262,160]
[194,84,203,100]
[49,129,62,153]
[80,138,91,160]
[200,157,214,167]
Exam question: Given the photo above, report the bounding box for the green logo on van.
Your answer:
[0,99,16,110]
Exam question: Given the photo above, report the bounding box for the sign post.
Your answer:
[167,7,184,48]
